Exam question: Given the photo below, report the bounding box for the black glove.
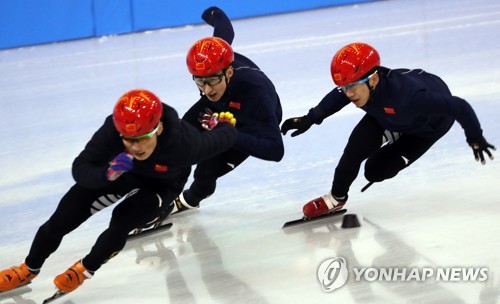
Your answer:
[201,6,224,26]
[467,136,496,164]
[280,115,313,137]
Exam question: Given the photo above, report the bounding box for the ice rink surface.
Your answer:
[1,0,500,303]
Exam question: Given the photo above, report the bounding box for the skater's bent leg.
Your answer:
[82,189,169,271]
[187,149,248,204]
[331,115,384,197]
[25,184,96,269]
[364,152,407,182]
[364,134,445,182]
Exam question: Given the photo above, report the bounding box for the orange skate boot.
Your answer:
[54,261,93,293]
[0,262,39,292]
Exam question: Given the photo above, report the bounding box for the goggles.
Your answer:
[193,72,225,87]
[338,71,377,93]
[121,123,160,143]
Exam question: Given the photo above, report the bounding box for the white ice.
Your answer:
[1,0,500,303]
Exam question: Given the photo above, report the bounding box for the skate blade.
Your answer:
[282,209,347,228]
[127,223,173,241]
[43,289,68,304]
[0,283,32,297]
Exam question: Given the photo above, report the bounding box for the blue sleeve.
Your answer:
[234,92,284,162]
[308,89,350,124]
[412,90,483,140]
[201,7,234,45]
[170,122,238,167]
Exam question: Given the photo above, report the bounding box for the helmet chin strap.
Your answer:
[364,83,377,106]
[223,67,230,86]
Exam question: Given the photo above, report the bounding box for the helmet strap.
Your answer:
[367,70,379,99]
[366,82,376,106]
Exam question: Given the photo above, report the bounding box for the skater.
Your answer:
[281,42,495,218]
[173,6,284,213]
[0,89,237,295]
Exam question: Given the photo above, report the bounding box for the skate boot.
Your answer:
[0,262,39,292]
[171,191,200,214]
[54,261,93,293]
[302,192,347,218]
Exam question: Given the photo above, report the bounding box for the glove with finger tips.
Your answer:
[466,136,496,165]
[200,110,236,130]
[217,112,236,127]
[280,115,313,137]
[106,152,134,181]
[199,108,218,130]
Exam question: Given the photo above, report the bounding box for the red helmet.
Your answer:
[330,42,380,86]
[113,89,163,137]
[186,37,234,77]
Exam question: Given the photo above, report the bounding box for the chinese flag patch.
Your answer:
[384,107,396,114]
[229,101,241,110]
[155,164,168,172]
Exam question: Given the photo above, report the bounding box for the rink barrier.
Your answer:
[0,0,377,50]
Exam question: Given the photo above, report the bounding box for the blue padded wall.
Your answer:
[0,0,376,50]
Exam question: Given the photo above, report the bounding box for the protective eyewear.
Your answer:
[339,71,377,93]
[193,73,225,87]
[121,123,160,143]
